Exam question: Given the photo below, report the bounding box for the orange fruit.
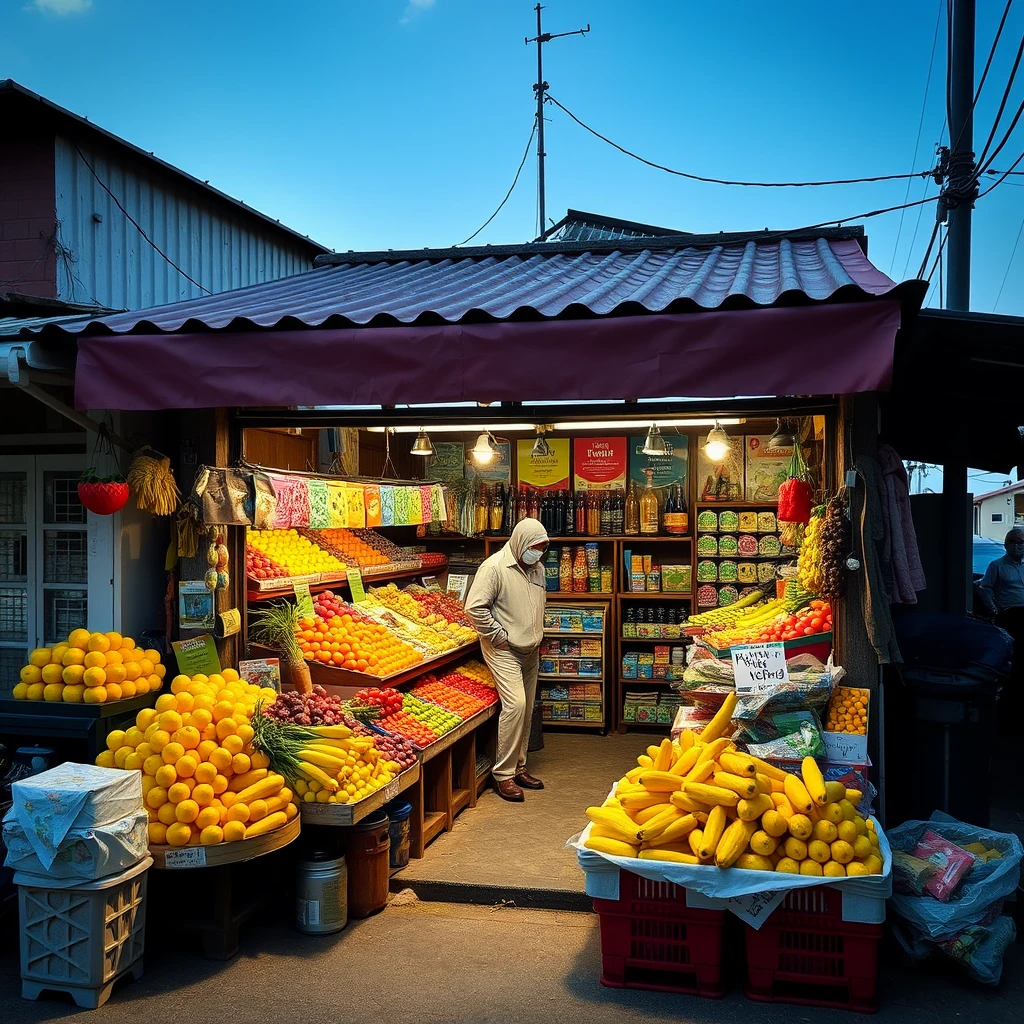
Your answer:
[62,684,85,703]
[68,628,91,650]
[105,682,123,701]
[84,651,106,669]
[87,632,110,653]
[83,666,107,688]
[83,685,107,704]
[165,822,192,847]
[104,631,123,651]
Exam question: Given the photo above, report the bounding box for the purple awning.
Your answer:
[75,301,902,411]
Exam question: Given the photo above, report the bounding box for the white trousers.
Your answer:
[480,639,539,782]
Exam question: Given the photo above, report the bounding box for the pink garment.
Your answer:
[877,445,927,604]
[267,473,311,530]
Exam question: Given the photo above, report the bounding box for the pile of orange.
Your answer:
[826,685,869,736]
[313,529,389,569]
[14,629,165,704]
[296,613,422,676]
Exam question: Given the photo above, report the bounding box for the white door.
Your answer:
[0,455,114,692]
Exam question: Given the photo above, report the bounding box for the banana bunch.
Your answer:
[127,448,180,516]
[583,698,884,876]
[688,590,764,626]
[797,508,825,594]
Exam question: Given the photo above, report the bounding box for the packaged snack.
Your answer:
[912,829,977,902]
[737,534,759,556]
[697,510,718,532]
[759,534,782,556]
[696,560,718,583]
[717,560,738,583]
[757,511,778,533]
[758,562,778,584]
[718,584,739,606]
[697,584,718,607]
[737,562,757,584]
[893,851,939,897]
[717,534,738,556]
[697,535,719,556]
[718,510,739,532]
[738,511,758,532]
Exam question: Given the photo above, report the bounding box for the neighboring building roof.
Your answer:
[30,226,918,338]
[0,312,112,337]
[543,208,687,242]
[973,480,1024,504]
[0,79,331,255]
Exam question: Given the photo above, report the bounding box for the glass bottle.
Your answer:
[677,484,689,535]
[640,469,659,535]
[572,545,588,592]
[600,490,612,535]
[556,489,567,536]
[474,482,489,536]
[516,486,528,523]
[664,483,683,535]
[586,492,601,536]
[625,481,640,535]
[559,547,573,593]
[612,489,625,535]
[528,487,540,521]
[489,482,504,535]
[574,490,586,535]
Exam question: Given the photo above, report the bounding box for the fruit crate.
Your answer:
[17,855,151,1009]
[591,870,726,997]
[743,884,883,1014]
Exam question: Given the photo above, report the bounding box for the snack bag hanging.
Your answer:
[306,477,331,529]
[326,480,348,527]
[364,483,382,527]
[407,486,424,526]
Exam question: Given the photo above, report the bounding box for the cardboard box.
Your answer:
[569,702,586,720]
[654,646,671,663]
[637,663,653,680]
[622,702,637,722]
[631,573,648,592]
[584,702,603,722]
[550,701,570,720]
[581,612,603,632]
[560,658,580,676]
[540,659,557,674]
[661,564,692,593]
[653,663,668,679]
[568,684,586,701]
[584,683,603,700]
[560,639,582,657]
[580,638,602,658]
[541,685,569,701]
[540,639,560,656]
[578,658,601,677]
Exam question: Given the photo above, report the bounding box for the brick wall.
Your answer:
[0,133,56,298]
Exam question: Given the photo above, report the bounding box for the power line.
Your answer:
[993,210,1024,311]
[974,30,1024,174]
[453,123,536,247]
[979,148,1024,197]
[891,0,946,276]
[545,94,935,188]
[74,144,211,295]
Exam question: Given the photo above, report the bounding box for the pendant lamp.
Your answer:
[641,423,667,456]
[410,428,434,456]
[469,431,498,463]
[703,422,733,462]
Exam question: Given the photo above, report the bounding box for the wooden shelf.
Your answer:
[618,592,693,600]
[543,629,606,636]
[452,787,472,816]
[543,591,614,599]
[696,553,792,560]
[488,535,690,542]
[541,719,606,729]
[150,816,301,870]
[620,677,677,685]
[538,672,602,681]
[695,501,779,508]
[247,564,431,602]
[300,762,421,827]
[620,636,689,643]
[420,704,498,763]
[421,811,448,847]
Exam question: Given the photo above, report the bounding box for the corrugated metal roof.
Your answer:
[544,208,687,243]
[0,313,108,336]
[32,228,908,337]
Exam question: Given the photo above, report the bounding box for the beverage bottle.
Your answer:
[677,484,689,534]
[574,490,586,535]
[586,492,601,536]
[625,481,640,535]
[489,482,504,535]
[640,469,659,535]
[612,489,625,534]
[528,488,540,521]
[600,490,612,535]
[572,545,588,592]
[559,547,572,592]
[474,483,489,536]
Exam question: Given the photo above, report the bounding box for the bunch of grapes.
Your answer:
[263,684,347,726]
[819,497,848,602]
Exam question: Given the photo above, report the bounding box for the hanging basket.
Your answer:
[78,480,130,515]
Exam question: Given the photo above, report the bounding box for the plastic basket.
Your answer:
[591,870,726,997]
[17,856,150,1009]
[743,884,883,1014]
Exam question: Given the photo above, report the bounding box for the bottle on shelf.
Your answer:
[474,482,489,536]
[528,487,540,522]
[501,483,513,535]
[600,490,612,535]
[545,548,560,592]
[640,468,660,535]
[677,483,689,535]
[557,489,569,536]
[572,545,588,592]
[574,489,587,535]
[612,488,625,535]
[489,482,505,536]
[664,482,685,535]
[586,492,601,537]
[625,481,640,535]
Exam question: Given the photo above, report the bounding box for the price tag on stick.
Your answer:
[732,642,790,694]
[346,567,367,604]
[292,581,315,618]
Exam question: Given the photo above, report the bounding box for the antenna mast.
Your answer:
[526,4,589,239]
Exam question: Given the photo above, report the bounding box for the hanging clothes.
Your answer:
[876,444,927,605]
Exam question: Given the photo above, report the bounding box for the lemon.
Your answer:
[846,861,869,876]
[210,747,233,772]
[853,836,872,859]
[26,682,45,700]
[812,820,838,844]
[799,860,823,876]
[192,783,216,808]
[84,651,106,669]
[134,677,151,695]
[83,685,107,704]
[211,774,229,795]
[222,733,243,755]
[175,692,195,716]
[167,782,191,804]
[148,822,168,845]
[50,644,69,664]
[165,822,191,847]
[62,647,85,667]
[837,820,858,844]
[775,857,799,873]
[161,741,185,765]
[136,707,158,731]
[808,840,831,864]
[823,860,847,877]
[105,631,123,651]
[104,663,127,684]
[200,825,224,845]
[120,680,137,699]
[142,754,164,777]
[157,801,178,826]
[123,662,142,681]
[62,684,85,703]
[221,668,239,683]
[87,632,110,653]
[20,664,42,685]
[248,799,268,821]
[120,636,136,652]
[139,658,154,676]
[822,802,844,824]
[226,803,250,823]
[174,725,201,751]
[39,663,63,685]
[153,663,166,679]
[29,647,51,668]
[105,682,123,701]
[230,752,251,775]
[150,729,171,753]
[12,682,28,700]
[170,674,192,694]
[144,648,161,665]
[193,762,217,786]
[195,805,220,828]
[158,710,182,733]
[95,749,116,768]
[155,764,177,788]
[135,741,154,760]
[201,723,218,742]
[124,752,144,772]
[175,755,197,779]
[42,682,65,702]
[223,820,246,842]
[175,799,200,823]
[146,786,168,809]
[149,673,163,692]
[250,751,270,770]
[68,628,91,650]
[82,666,107,688]
[154,693,177,713]
[61,664,85,686]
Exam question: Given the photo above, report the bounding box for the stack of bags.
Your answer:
[2,763,152,1008]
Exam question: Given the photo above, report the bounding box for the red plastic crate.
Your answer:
[744,885,883,1014]
[592,870,726,997]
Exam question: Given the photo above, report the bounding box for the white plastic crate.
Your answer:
[17,856,151,1009]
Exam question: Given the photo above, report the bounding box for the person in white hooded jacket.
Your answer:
[465,517,549,802]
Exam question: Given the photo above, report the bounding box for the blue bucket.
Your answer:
[385,800,412,870]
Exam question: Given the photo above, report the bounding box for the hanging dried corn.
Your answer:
[127,446,180,515]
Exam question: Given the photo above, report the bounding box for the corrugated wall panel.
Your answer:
[54,137,314,310]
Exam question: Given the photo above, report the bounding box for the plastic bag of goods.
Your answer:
[734,709,827,760]
[887,811,1023,941]
[669,703,715,740]
[680,647,735,688]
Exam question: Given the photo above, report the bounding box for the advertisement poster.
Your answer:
[467,439,512,485]
[238,658,281,693]
[697,441,745,502]
[171,635,221,677]
[426,441,466,482]
[628,433,688,500]
[573,436,627,491]
[744,435,794,502]
[178,581,215,630]
[517,438,571,490]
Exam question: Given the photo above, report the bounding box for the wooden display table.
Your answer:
[149,817,300,960]
[300,762,421,827]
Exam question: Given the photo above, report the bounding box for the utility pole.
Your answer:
[526,5,589,240]
[940,0,976,614]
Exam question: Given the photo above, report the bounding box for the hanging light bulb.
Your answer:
[703,422,733,462]
[469,431,497,463]
[641,423,667,456]
[531,426,552,459]
[409,428,434,456]
[765,418,795,454]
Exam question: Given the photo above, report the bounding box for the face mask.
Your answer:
[521,548,544,565]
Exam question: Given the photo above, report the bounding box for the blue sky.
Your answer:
[4,0,1023,319]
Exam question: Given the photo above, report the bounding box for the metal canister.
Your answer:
[295,852,348,934]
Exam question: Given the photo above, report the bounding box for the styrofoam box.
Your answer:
[17,855,151,994]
